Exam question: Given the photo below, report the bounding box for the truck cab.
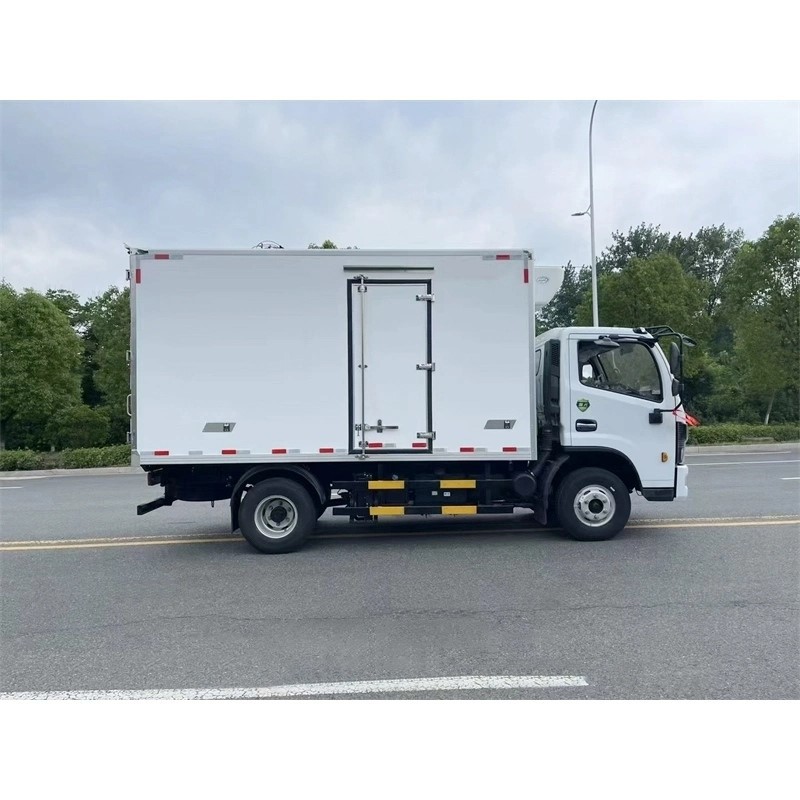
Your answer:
[533,326,689,539]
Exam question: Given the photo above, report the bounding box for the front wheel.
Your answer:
[239,478,317,553]
[556,467,631,541]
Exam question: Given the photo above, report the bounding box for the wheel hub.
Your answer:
[254,496,298,539]
[573,485,616,527]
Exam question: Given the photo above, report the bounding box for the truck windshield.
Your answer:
[578,341,663,403]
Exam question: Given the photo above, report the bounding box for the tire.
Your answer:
[555,467,631,541]
[239,478,317,554]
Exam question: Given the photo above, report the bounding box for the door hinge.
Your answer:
[357,284,368,293]
[126,269,131,282]
[416,431,436,440]
[415,293,435,302]
[416,362,435,371]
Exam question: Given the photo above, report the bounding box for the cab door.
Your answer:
[566,335,676,488]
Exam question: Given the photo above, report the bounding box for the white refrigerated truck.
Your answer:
[128,247,692,553]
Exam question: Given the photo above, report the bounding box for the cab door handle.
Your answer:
[575,419,597,432]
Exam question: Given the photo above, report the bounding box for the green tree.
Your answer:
[46,404,111,449]
[596,223,682,275]
[725,214,799,424]
[0,284,82,449]
[575,253,706,335]
[677,224,744,320]
[45,288,85,330]
[307,240,358,249]
[82,287,131,444]
[537,262,590,332]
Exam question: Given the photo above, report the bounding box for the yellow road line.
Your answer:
[0,537,242,552]
[1,519,797,552]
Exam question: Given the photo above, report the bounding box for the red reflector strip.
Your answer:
[154,253,170,260]
[154,450,169,456]
[367,442,383,448]
[221,449,237,455]
[272,448,287,455]
[135,268,141,284]
[412,442,427,449]
[319,447,334,453]
[502,447,518,453]
[460,447,475,453]
[523,267,529,284]
[495,254,510,260]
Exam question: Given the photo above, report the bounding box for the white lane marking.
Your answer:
[687,451,792,457]
[0,476,47,481]
[781,477,800,481]
[0,487,22,490]
[690,459,800,466]
[0,674,589,700]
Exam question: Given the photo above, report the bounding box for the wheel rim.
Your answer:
[253,495,298,539]
[573,484,616,527]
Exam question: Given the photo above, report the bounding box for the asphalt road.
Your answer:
[1,444,798,699]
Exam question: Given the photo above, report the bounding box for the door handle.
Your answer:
[575,419,597,432]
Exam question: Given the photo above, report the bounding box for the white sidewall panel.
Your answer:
[133,251,555,461]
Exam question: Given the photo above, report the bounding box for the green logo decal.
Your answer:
[576,399,590,412]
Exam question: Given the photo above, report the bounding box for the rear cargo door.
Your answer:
[348,279,433,454]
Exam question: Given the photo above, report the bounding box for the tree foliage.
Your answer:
[82,287,131,444]
[576,253,706,334]
[537,261,590,332]
[0,284,82,449]
[724,215,799,423]
[46,404,111,449]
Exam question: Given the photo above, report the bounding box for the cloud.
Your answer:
[0,208,127,298]
[1,101,797,299]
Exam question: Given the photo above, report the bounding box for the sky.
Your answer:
[1,100,798,300]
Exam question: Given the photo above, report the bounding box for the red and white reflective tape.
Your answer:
[673,408,700,427]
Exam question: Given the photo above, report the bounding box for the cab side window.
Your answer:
[578,341,663,403]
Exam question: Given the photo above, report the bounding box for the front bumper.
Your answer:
[675,464,689,498]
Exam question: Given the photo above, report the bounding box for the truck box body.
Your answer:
[131,249,563,466]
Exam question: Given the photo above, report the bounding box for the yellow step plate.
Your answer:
[368,480,405,490]
[442,505,478,515]
[440,479,476,489]
[370,506,406,516]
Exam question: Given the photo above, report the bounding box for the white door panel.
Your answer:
[350,281,431,452]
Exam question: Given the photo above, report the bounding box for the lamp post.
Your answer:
[572,100,599,326]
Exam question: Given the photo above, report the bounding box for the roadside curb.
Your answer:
[0,466,141,478]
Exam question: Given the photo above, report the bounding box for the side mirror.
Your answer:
[668,342,681,376]
[581,364,594,381]
[672,377,682,397]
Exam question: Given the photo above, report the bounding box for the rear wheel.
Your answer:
[239,478,317,553]
[556,467,631,541]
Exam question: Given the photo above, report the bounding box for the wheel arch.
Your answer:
[555,448,642,494]
[230,465,327,532]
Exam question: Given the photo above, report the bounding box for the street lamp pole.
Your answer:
[572,100,599,326]
[588,100,598,327]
